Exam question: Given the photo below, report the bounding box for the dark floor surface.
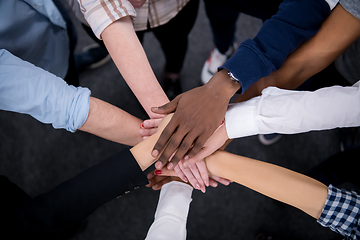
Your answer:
[0,1,346,239]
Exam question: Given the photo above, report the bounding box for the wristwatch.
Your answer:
[227,71,240,84]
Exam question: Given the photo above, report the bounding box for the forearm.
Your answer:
[206,150,328,219]
[222,0,331,93]
[12,147,148,238]
[145,181,192,240]
[269,4,360,89]
[79,97,143,146]
[235,3,360,103]
[226,82,360,139]
[0,49,90,132]
[101,17,169,118]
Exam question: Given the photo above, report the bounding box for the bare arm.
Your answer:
[131,114,328,219]
[101,16,169,118]
[205,150,328,219]
[236,4,360,103]
[79,97,143,146]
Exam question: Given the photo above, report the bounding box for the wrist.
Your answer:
[206,69,241,100]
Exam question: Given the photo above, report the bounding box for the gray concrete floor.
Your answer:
[0,1,344,239]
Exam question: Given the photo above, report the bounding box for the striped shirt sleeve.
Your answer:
[77,0,137,39]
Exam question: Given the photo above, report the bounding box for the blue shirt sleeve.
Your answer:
[317,184,360,239]
[0,49,91,132]
[220,0,331,93]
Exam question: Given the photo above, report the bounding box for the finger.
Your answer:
[142,118,163,129]
[168,131,198,170]
[139,128,158,138]
[196,160,210,187]
[157,130,187,169]
[208,178,218,188]
[151,96,180,114]
[154,168,178,177]
[152,120,179,161]
[189,164,206,193]
[211,175,231,186]
[184,133,211,160]
[146,175,169,187]
[147,171,155,180]
[179,161,201,191]
[174,164,188,183]
[152,177,172,190]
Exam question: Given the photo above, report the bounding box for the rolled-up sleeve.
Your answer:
[78,0,137,39]
[0,49,90,132]
[317,185,360,239]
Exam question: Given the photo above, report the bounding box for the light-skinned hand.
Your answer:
[184,122,229,167]
[147,162,231,192]
[139,118,163,139]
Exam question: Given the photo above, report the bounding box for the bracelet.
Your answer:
[227,71,240,84]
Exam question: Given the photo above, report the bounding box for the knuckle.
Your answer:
[171,156,180,165]
[168,139,179,149]
[179,141,190,151]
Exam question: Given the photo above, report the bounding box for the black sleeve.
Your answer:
[7,147,148,239]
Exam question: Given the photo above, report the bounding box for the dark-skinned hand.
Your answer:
[151,69,240,170]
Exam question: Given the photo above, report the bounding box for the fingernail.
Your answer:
[196,184,200,190]
[167,163,173,170]
[141,123,145,128]
[183,161,189,167]
[184,155,189,161]
[201,188,206,193]
[155,161,162,169]
[211,182,217,187]
[205,180,209,187]
[152,149,159,157]
[154,170,162,175]
[153,184,158,188]
[182,177,188,182]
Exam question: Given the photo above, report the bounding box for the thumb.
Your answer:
[151,96,180,114]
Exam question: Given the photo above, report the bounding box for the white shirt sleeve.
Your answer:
[145,181,193,240]
[225,81,360,139]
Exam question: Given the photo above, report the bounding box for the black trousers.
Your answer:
[136,0,200,74]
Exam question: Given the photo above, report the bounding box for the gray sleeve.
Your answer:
[339,0,360,20]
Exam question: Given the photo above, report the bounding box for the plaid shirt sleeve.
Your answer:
[77,0,137,39]
[317,185,360,239]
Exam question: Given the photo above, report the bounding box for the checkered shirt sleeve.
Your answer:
[317,185,360,239]
[77,0,137,39]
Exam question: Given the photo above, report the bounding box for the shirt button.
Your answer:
[134,186,140,190]
[116,195,122,198]
[125,190,130,194]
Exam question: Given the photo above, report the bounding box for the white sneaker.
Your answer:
[201,43,238,84]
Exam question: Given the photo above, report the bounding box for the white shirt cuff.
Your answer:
[225,100,260,139]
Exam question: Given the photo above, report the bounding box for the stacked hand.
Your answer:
[146,161,231,192]
[142,118,231,192]
[140,69,240,191]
